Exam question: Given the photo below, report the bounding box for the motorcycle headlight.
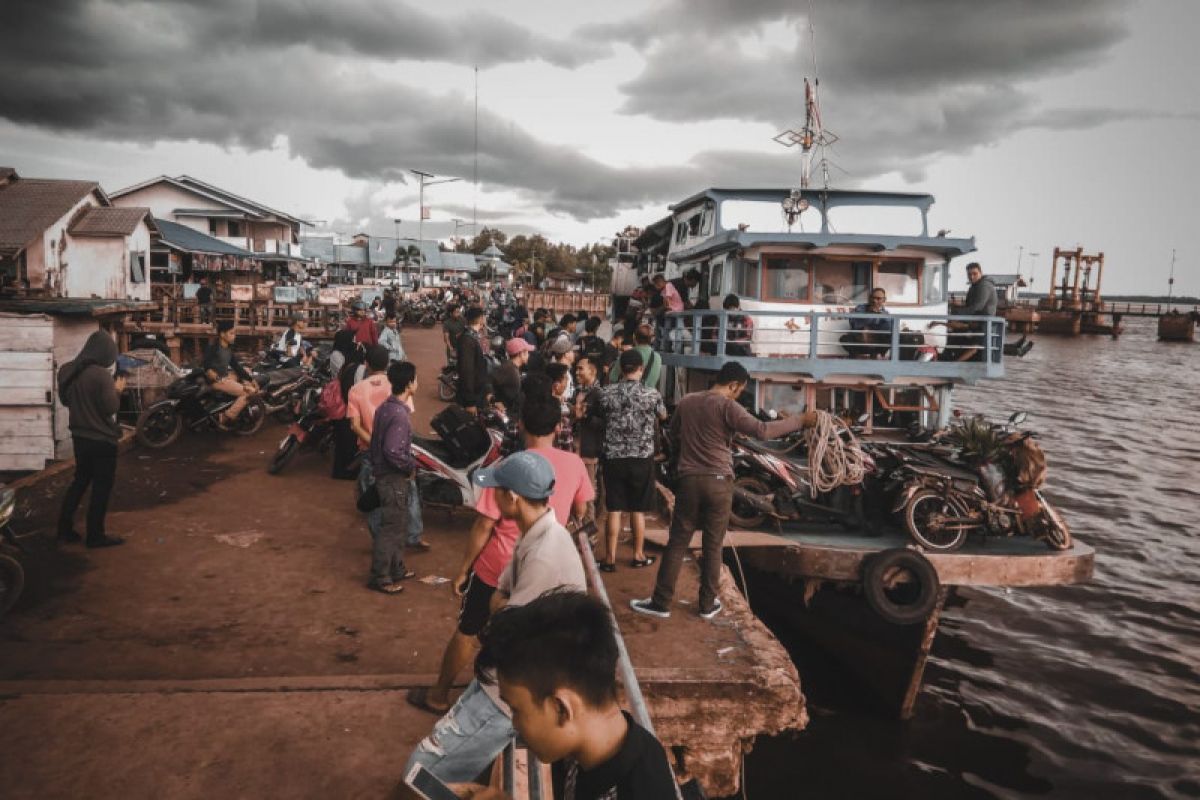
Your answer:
[0,487,14,528]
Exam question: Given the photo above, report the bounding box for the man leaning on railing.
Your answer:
[948,262,998,362]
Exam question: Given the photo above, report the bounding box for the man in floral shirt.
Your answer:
[593,349,668,574]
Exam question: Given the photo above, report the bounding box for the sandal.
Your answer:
[630,556,657,568]
[406,686,450,716]
[368,581,404,594]
[407,539,433,552]
[392,569,417,582]
[598,562,617,573]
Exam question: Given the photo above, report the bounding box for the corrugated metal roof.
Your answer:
[0,297,157,317]
[69,206,155,237]
[0,176,101,256]
[155,218,253,256]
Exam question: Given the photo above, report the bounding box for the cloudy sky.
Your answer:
[2,0,1197,294]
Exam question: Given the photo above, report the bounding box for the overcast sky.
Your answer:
[2,0,1197,294]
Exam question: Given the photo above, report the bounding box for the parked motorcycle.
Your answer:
[413,406,508,509]
[135,372,266,448]
[0,485,23,618]
[891,412,1071,552]
[267,385,334,475]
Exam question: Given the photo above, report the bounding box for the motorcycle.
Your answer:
[728,420,874,531]
[437,338,506,403]
[413,407,508,509]
[135,371,267,448]
[0,485,23,618]
[892,412,1071,552]
[267,383,333,475]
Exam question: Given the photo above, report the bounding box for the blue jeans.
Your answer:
[360,458,423,546]
[404,679,513,783]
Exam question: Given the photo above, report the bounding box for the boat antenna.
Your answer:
[774,0,839,228]
[1167,248,1176,302]
[473,65,479,240]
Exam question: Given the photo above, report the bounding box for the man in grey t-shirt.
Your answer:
[401,451,585,792]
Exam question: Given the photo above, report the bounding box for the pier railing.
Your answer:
[661,309,1005,383]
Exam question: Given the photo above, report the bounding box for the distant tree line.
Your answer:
[448,227,615,289]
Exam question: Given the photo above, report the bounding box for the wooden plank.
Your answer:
[0,408,53,437]
[0,435,54,456]
[0,387,52,406]
[0,352,53,370]
[0,369,52,389]
[0,324,53,352]
[0,453,50,471]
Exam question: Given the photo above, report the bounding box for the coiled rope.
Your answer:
[803,409,868,496]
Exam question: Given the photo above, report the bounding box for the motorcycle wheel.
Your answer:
[0,552,25,618]
[135,403,183,449]
[730,476,771,530]
[235,398,267,436]
[437,375,457,402]
[904,490,969,552]
[1038,500,1072,550]
[268,435,299,475]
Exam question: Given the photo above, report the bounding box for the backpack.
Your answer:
[317,377,347,420]
[640,350,660,387]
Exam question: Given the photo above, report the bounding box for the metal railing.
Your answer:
[660,308,1006,382]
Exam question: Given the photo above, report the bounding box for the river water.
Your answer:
[740,318,1200,799]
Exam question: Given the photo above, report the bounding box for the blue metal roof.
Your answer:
[155,218,253,256]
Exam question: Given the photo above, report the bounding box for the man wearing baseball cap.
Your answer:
[492,337,533,417]
[401,449,587,791]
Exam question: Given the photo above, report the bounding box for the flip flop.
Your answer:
[406,686,450,716]
[407,540,433,552]
[630,556,657,568]
[368,581,404,595]
[392,569,417,582]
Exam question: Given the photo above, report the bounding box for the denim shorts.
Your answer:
[404,679,513,783]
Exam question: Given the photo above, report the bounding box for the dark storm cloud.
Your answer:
[588,0,1138,184]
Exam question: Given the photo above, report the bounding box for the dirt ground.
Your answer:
[0,325,799,799]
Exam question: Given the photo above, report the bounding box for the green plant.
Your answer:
[946,414,1009,467]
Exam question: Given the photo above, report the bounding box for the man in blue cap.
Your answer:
[400,450,586,793]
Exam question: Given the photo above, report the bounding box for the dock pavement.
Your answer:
[0,326,803,799]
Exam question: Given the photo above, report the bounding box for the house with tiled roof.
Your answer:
[0,167,156,302]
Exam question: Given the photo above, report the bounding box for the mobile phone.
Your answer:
[404,764,460,800]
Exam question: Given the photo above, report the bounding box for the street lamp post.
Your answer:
[411,169,461,288]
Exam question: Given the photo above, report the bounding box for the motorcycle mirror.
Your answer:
[856,412,870,425]
[1008,411,1028,426]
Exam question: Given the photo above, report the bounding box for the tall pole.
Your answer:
[1167,248,1177,302]
[473,65,479,237]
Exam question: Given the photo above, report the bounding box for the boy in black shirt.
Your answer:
[459,590,677,800]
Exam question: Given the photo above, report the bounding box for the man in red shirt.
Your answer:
[344,299,379,347]
[407,392,593,715]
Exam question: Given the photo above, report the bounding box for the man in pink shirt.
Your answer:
[349,346,428,550]
[406,391,593,715]
[653,273,684,313]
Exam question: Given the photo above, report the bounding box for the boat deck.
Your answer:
[645,524,1094,587]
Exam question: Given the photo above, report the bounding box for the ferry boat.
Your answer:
[612,185,1094,718]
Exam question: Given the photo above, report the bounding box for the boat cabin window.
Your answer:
[812,258,872,305]
[734,258,760,298]
[675,222,687,245]
[923,263,946,304]
[763,256,810,301]
[875,261,920,304]
[710,259,723,296]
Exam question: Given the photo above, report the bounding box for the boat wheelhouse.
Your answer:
[625,187,1005,432]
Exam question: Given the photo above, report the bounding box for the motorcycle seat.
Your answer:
[412,435,473,470]
[263,367,305,387]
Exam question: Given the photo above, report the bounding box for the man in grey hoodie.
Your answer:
[56,331,126,548]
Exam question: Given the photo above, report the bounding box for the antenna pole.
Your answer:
[473,66,479,239]
[1167,248,1176,302]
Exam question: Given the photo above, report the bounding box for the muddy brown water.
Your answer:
[738,318,1200,799]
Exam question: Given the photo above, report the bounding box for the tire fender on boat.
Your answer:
[862,548,940,626]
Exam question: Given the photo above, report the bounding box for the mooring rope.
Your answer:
[803,409,868,496]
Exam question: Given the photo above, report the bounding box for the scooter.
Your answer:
[412,407,508,508]
[0,485,23,618]
[135,371,266,448]
[891,412,1071,552]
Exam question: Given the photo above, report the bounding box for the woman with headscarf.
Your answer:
[328,328,357,377]
[56,331,126,548]
[330,332,368,480]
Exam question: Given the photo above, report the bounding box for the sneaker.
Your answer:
[699,600,723,621]
[629,598,670,619]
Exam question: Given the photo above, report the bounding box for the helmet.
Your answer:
[351,300,366,311]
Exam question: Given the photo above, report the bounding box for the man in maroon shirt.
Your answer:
[345,299,379,348]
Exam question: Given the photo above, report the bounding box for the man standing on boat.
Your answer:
[631,362,815,621]
[951,262,998,362]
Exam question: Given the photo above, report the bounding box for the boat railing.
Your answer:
[490,530,682,799]
[660,309,1005,383]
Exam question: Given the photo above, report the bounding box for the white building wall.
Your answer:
[27,193,102,293]
[112,182,226,228]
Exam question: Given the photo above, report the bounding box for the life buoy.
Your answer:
[862,548,940,626]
